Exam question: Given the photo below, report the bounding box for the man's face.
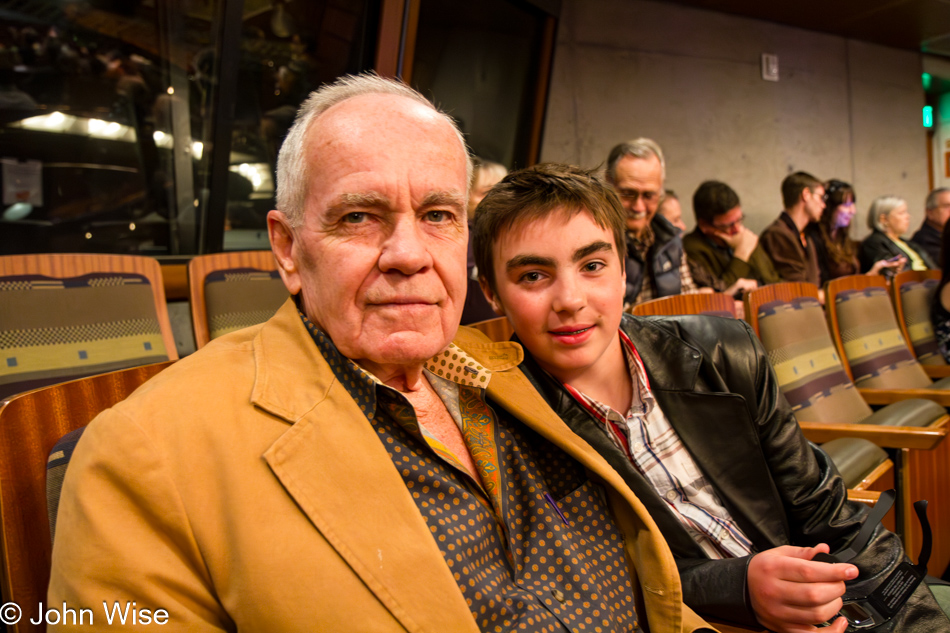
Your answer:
[611,154,663,236]
[658,197,686,233]
[927,191,950,230]
[699,205,744,241]
[483,210,626,384]
[268,94,469,374]
[803,185,826,222]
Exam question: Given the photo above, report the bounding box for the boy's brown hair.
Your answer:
[472,162,626,293]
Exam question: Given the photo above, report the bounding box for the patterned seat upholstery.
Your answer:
[898,279,946,366]
[757,296,872,423]
[204,268,288,341]
[0,272,170,399]
[834,287,934,389]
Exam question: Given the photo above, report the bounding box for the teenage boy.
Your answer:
[472,162,948,633]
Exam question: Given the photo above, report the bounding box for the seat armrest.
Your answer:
[858,388,950,407]
[847,489,882,507]
[923,365,950,379]
[798,418,948,450]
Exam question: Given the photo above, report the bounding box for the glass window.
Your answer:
[0,0,378,256]
[410,0,551,171]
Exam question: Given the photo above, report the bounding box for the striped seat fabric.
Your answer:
[756,297,871,423]
[834,287,932,389]
[204,268,288,340]
[0,273,169,399]
[898,279,946,366]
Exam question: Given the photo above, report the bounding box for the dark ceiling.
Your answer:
[666,0,950,58]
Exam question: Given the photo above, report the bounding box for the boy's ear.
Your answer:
[478,276,505,316]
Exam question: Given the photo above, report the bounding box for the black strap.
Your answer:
[815,489,895,563]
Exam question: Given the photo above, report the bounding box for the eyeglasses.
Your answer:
[711,214,744,232]
[616,189,660,205]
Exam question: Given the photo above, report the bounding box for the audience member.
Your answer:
[462,157,507,324]
[473,162,949,633]
[49,74,713,632]
[760,171,824,287]
[657,189,687,232]
[604,138,703,307]
[683,180,780,290]
[911,187,950,265]
[809,180,904,282]
[932,220,950,363]
[859,195,935,273]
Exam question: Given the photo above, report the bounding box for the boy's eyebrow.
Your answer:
[506,254,556,270]
[573,241,614,262]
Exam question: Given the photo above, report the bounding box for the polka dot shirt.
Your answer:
[301,312,641,633]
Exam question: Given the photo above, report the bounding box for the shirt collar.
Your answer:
[297,308,493,397]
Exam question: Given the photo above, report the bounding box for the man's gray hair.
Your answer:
[925,187,950,211]
[604,138,666,185]
[276,72,473,226]
[867,194,907,232]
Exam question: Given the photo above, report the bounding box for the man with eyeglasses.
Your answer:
[684,180,781,292]
[605,138,706,308]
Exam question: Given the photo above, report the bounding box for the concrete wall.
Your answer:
[541,0,929,238]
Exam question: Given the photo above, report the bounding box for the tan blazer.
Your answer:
[49,300,714,633]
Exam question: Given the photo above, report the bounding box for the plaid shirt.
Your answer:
[627,226,700,306]
[562,330,753,559]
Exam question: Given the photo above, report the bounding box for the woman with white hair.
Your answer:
[858,194,935,274]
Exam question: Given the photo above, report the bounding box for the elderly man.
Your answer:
[910,187,950,265]
[48,75,712,632]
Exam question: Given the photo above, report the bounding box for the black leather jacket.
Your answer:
[517,313,948,630]
[859,228,937,273]
[625,215,684,304]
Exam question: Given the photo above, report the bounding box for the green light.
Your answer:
[924,105,934,128]
[923,72,933,91]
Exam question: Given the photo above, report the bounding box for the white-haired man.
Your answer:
[48,74,714,632]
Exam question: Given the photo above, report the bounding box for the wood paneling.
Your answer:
[0,361,172,632]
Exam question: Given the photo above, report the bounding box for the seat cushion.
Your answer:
[833,287,932,389]
[862,398,945,427]
[204,268,289,340]
[46,426,86,541]
[819,437,889,489]
[0,273,169,399]
[757,297,872,423]
[899,279,946,366]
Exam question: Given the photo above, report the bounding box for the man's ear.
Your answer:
[267,209,302,296]
[478,276,505,316]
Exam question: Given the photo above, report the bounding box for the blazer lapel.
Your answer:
[251,303,478,633]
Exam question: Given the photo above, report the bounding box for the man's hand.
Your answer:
[713,225,759,262]
[748,544,858,633]
[724,278,758,299]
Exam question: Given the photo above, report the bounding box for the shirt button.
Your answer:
[633,442,644,453]
[552,589,565,602]
[665,490,677,501]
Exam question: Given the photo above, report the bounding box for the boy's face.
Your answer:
[481,209,626,384]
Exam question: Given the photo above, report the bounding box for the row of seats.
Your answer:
[0,257,945,632]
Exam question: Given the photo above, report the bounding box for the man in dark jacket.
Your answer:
[605,138,702,308]
[910,187,950,265]
[472,162,949,633]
